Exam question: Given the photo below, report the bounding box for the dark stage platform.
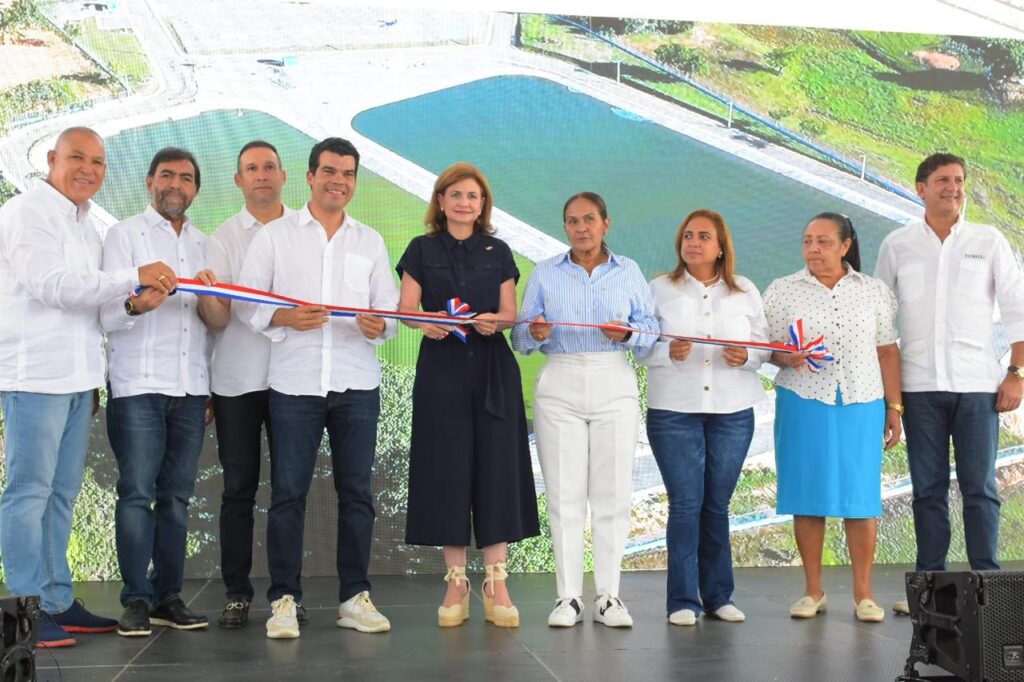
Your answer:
[26,564,993,682]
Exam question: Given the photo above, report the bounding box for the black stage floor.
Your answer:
[27,563,996,682]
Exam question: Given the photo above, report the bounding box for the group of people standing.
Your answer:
[0,125,1021,649]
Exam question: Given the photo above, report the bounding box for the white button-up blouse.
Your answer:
[641,271,768,414]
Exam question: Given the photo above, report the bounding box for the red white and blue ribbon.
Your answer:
[445,297,473,343]
[160,278,484,336]
[787,318,834,373]
[158,279,835,367]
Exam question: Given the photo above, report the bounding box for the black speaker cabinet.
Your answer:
[898,571,1024,682]
[0,595,37,682]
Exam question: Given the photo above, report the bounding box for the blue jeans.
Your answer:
[646,408,754,616]
[267,388,379,604]
[107,393,207,607]
[0,391,92,613]
[902,391,1000,571]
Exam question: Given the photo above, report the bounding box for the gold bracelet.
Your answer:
[886,401,905,415]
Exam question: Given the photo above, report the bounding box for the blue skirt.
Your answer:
[774,386,884,519]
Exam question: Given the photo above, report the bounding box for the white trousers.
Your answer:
[534,352,639,599]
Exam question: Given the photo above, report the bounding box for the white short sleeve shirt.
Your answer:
[763,266,897,405]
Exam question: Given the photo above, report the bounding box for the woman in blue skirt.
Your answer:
[763,212,902,623]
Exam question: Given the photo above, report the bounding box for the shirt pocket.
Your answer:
[957,257,991,302]
[659,295,698,336]
[896,262,925,302]
[718,295,752,341]
[467,260,501,311]
[595,282,633,322]
[342,253,373,306]
[422,258,455,307]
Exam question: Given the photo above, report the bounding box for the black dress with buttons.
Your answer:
[397,231,540,547]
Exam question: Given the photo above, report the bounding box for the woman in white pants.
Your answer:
[512,192,658,628]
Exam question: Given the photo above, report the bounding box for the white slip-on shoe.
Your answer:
[668,609,697,626]
[712,604,746,622]
[547,597,584,627]
[593,595,633,628]
[893,599,910,615]
[337,591,391,633]
[855,599,885,623]
[789,592,827,618]
[266,595,300,639]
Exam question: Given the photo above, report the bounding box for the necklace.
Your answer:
[699,273,719,286]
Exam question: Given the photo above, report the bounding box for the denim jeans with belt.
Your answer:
[902,391,1000,571]
[266,388,379,604]
[646,407,754,616]
[107,393,208,607]
[0,390,92,613]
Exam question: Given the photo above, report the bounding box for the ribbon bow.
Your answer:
[788,319,835,373]
[445,298,475,343]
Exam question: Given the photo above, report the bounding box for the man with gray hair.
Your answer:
[0,127,176,647]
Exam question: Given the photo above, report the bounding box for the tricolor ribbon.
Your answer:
[157,279,836,368]
[445,297,473,343]
[787,318,834,373]
[156,278,484,335]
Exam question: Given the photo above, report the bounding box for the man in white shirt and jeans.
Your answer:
[204,141,295,629]
[875,153,1024,613]
[238,137,399,639]
[101,147,223,636]
[0,127,176,647]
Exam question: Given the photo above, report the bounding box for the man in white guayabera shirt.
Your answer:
[875,153,1024,614]
[203,141,295,629]
[100,147,223,638]
[238,137,399,640]
[0,127,176,648]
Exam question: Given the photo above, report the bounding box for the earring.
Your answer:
[718,251,723,259]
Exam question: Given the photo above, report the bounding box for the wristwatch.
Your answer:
[886,401,905,415]
[124,297,141,317]
[1009,365,1024,380]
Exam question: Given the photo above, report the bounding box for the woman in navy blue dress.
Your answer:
[397,162,539,629]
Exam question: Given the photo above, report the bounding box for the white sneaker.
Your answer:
[713,604,746,622]
[593,595,633,628]
[337,591,391,633]
[547,597,584,627]
[893,599,910,615]
[668,609,697,626]
[266,595,300,639]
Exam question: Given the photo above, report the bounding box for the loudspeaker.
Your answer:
[898,571,1024,682]
[0,596,37,682]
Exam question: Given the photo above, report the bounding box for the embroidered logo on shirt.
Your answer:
[963,253,986,260]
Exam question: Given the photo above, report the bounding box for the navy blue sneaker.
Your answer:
[36,619,76,648]
[49,599,118,633]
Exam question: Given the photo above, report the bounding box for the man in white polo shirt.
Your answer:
[238,137,398,639]
[101,147,223,636]
[875,153,1024,613]
[204,140,295,629]
[0,127,176,647]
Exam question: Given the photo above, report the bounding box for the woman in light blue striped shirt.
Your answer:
[512,191,658,628]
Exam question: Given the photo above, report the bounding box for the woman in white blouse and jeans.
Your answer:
[642,209,769,626]
[763,212,902,623]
